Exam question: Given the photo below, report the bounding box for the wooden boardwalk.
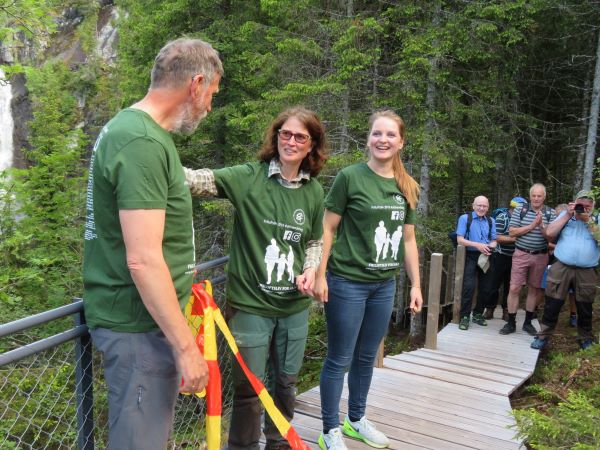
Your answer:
[290,309,540,449]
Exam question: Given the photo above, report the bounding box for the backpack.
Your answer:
[518,203,553,223]
[448,213,492,248]
[491,207,509,220]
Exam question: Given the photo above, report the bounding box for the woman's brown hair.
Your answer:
[258,107,328,177]
[368,110,420,209]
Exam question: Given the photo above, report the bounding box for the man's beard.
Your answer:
[172,102,207,136]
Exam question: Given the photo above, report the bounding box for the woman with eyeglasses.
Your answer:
[185,106,327,450]
[313,110,422,450]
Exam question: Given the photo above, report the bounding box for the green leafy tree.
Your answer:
[0,61,87,317]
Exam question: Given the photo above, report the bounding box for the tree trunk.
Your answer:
[338,0,354,155]
[583,29,600,190]
[417,1,441,217]
[574,77,590,191]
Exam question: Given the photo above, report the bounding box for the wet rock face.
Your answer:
[96,5,119,64]
[10,73,32,169]
[56,7,85,33]
[1,1,119,170]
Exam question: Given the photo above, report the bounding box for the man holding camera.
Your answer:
[531,190,599,350]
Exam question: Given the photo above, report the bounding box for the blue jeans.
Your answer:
[319,272,396,431]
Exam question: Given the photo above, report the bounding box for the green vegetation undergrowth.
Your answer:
[511,309,600,449]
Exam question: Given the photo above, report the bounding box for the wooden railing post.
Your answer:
[425,253,443,350]
[452,245,466,324]
[374,339,384,368]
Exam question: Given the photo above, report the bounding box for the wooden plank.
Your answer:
[386,353,524,386]
[411,349,532,378]
[337,379,515,427]
[291,411,429,450]
[433,343,538,370]
[362,390,517,442]
[299,383,512,424]
[425,253,443,350]
[435,333,539,365]
[435,335,538,359]
[296,391,515,433]
[439,321,542,342]
[302,391,519,450]
[382,357,514,396]
[302,372,511,416]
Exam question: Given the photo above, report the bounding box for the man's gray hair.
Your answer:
[529,183,546,197]
[150,38,224,90]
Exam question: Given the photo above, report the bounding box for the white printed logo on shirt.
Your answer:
[264,239,295,284]
[374,221,403,263]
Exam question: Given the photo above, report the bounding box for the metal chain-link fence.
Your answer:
[0,264,235,449]
[0,336,104,450]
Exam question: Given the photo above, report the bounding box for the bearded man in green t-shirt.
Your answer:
[83,38,223,450]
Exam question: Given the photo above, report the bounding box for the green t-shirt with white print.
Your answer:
[83,108,195,332]
[325,162,416,282]
[213,162,324,317]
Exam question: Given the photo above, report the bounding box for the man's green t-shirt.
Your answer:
[213,162,324,317]
[325,163,416,282]
[83,108,195,332]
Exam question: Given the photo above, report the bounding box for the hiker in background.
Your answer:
[540,203,578,327]
[484,196,526,321]
[456,196,497,330]
[531,190,599,350]
[500,183,556,336]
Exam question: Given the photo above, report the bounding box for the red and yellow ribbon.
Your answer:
[186,282,309,450]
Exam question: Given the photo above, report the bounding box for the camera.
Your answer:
[574,204,585,213]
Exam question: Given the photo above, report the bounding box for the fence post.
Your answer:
[452,245,466,324]
[444,253,455,305]
[374,339,384,368]
[425,253,443,350]
[74,299,95,450]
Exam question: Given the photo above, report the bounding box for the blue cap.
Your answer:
[510,197,526,208]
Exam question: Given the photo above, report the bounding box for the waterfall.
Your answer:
[0,68,14,171]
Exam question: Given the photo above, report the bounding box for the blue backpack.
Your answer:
[492,207,509,220]
[448,213,492,248]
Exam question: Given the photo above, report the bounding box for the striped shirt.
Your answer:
[183,161,322,270]
[494,211,515,255]
[509,205,556,251]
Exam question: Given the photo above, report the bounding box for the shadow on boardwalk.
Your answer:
[290,308,540,449]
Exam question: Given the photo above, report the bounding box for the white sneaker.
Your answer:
[342,416,389,448]
[318,427,348,450]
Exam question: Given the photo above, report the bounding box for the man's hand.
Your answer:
[296,267,316,295]
[312,274,328,303]
[477,242,492,255]
[177,345,209,394]
[532,212,543,228]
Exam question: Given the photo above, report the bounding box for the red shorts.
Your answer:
[510,249,549,288]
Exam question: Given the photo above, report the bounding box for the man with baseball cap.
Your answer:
[484,196,527,320]
[531,190,599,350]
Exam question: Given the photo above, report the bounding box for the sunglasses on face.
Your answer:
[278,129,311,144]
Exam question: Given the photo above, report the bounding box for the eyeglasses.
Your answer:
[278,129,311,144]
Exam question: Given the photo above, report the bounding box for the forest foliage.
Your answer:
[1,0,598,315]
[0,1,599,448]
